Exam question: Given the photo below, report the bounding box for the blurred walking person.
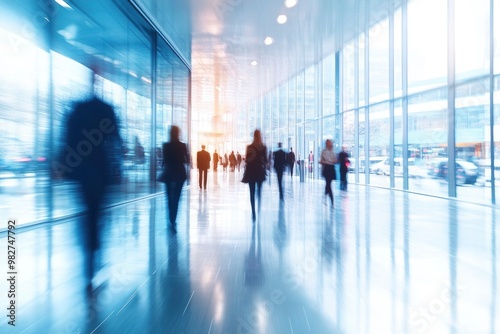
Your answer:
[160,125,189,232]
[320,139,337,206]
[337,145,350,191]
[273,142,286,201]
[57,70,122,291]
[213,150,219,171]
[242,129,268,221]
[287,147,296,177]
[197,145,210,189]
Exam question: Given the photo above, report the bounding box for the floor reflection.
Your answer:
[2,172,498,333]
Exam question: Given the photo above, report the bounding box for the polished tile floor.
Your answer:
[1,170,498,333]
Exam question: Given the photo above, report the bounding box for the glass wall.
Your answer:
[0,0,190,226]
[240,0,498,205]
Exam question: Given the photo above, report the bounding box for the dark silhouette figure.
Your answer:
[162,125,189,231]
[229,151,237,172]
[223,153,228,171]
[236,151,242,172]
[337,145,350,191]
[287,147,296,177]
[244,129,268,221]
[273,142,287,201]
[58,81,122,290]
[213,150,219,171]
[320,139,337,206]
[197,145,210,189]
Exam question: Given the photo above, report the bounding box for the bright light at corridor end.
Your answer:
[264,37,273,45]
[251,60,257,66]
[284,0,297,8]
[277,15,287,24]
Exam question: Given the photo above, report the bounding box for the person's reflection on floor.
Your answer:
[273,202,288,255]
[57,69,122,292]
[244,223,264,286]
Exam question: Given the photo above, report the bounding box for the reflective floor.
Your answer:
[1,170,498,334]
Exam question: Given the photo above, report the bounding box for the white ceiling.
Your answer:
[189,0,397,115]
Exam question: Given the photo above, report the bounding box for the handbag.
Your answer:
[241,169,249,183]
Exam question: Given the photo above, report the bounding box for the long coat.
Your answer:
[244,143,268,183]
[162,140,189,182]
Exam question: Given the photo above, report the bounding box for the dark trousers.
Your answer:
[249,181,263,219]
[322,165,335,204]
[199,168,208,189]
[289,164,294,177]
[276,170,284,200]
[79,175,106,283]
[166,181,184,224]
[340,167,348,190]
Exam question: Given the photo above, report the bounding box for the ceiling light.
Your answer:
[264,37,273,45]
[284,0,297,8]
[277,15,287,24]
[54,0,72,9]
[216,86,221,91]
[251,61,257,66]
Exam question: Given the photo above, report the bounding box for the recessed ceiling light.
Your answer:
[284,0,297,8]
[251,61,257,66]
[277,15,287,24]
[264,37,273,45]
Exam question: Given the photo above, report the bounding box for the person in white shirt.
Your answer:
[320,139,337,206]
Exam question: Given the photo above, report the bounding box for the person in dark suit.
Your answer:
[197,145,211,189]
[162,125,189,231]
[213,150,219,171]
[287,147,296,177]
[273,142,287,201]
[244,129,268,221]
[337,145,350,191]
[58,72,122,290]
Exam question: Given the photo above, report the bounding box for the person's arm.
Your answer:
[319,150,326,165]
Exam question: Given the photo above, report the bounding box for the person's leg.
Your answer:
[256,181,263,212]
[290,165,294,177]
[198,169,202,189]
[277,171,283,200]
[203,169,208,188]
[249,182,256,220]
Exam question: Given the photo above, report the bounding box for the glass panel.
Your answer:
[279,83,287,131]
[407,0,447,94]
[343,110,355,178]
[323,53,336,116]
[305,120,317,178]
[406,89,448,196]
[494,75,500,200]
[358,108,367,184]
[156,40,174,179]
[343,41,355,110]
[297,71,304,123]
[288,77,296,130]
[369,17,389,104]
[394,99,403,189]
[0,10,51,225]
[394,8,402,98]
[368,103,390,187]
[455,0,490,81]
[305,65,316,120]
[359,34,366,107]
[455,79,489,203]
[495,1,500,75]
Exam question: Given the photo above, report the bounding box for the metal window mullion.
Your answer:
[490,0,496,203]
[365,29,370,185]
[151,34,157,183]
[447,0,456,197]
[354,37,360,183]
[389,2,395,188]
[401,0,408,190]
